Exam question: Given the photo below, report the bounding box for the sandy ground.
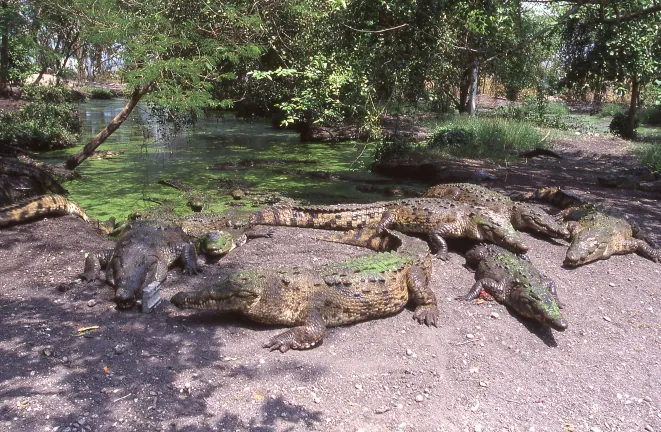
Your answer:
[1,133,661,432]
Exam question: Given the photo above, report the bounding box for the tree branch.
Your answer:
[342,23,409,33]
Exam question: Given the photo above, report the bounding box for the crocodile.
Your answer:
[510,186,587,209]
[122,210,255,258]
[561,204,661,266]
[250,197,528,260]
[171,228,439,352]
[423,183,569,239]
[82,221,201,309]
[513,187,660,265]
[457,244,568,331]
[0,194,90,228]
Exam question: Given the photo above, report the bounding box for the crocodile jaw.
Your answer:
[515,206,570,239]
[171,282,260,312]
[511,285,568,331]
[564,233,607,267]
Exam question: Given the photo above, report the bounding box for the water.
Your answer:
[48,100,405,221]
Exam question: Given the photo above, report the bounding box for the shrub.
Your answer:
[609,113,638,138]
[545,102,570,116]
[426,117,547,159]
[20,84,78,103]
[0,102,82,150]
[597,103,625,118]
[638,105,661,126]
[87,87,115,100]
[373,137,417,161]
[636,143,661,171]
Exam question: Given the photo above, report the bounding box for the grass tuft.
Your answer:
[374,116,548,162]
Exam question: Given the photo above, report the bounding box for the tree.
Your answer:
[559,1,661,138]
[59,0,265,169]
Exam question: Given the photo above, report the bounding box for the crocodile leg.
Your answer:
[456,278,506,302]
[171,242,201,275]
[542,278,564,308]
[631,221,658,248]
[635,240,661,263]
[427,232,449,260]
[405,266,439,327]
[377,210,449,258]
[81,249,113,281]
[263,309,327,353]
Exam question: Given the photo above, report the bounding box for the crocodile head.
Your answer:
[512,203,570,239]
[171,272,263,312]
[510,279,568,331]
[472,212,529,254]
[198,231,235,257]
[111,257,157,309]
[563,229,610,267]
[563,213,624,267]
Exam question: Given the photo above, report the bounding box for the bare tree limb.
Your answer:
[342,23,409,34]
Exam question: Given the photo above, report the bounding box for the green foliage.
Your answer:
[20,84,78,103]
[372,115,546,164]
[85,87,115,100]
[0,102,82,150]
[420,117,547,160]
[373,137,418,162]
[598,103,626,118]
[636,142,661,171]
[609,113,639,138]
[543,115,596,134]
[638,105,661,126]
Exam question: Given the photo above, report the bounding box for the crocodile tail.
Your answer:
[0,194,90,228]
[251,203,387,230]
[322,228,398,252]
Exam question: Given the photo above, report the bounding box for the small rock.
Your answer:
[490,312,499,319]
[375,406,390,414]
[311,392,321,404]
[355,384,362,391]
[466,334,475,339]
[609,282,615,287]
[114,344,126,355]
[645,425,654,432]
[406,349,414,356]
[603,316,612,322]
[395,403,403,409]
[415,394,424,402]
[43,346,53,357]
[479,381,488,387]
[474,425,483,432]
[87,299,98,307]
[590,427,602,432]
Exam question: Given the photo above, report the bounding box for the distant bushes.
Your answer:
[636,143,661,172]
[638,105,661,126]
[374,117,547,161]
[609,113,639,139]
[0,84,82,150]
[597,103,625,118]
[0,102,82,150]
[85,87,115,100]
[20,84,79,103]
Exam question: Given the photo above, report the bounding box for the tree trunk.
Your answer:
[624,76,639,140]
[65,85,151,170]
[0,0,9,87]
[468,58,479,115]
[458,67,471,113]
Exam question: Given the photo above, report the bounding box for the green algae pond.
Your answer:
[47,100,418,221]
